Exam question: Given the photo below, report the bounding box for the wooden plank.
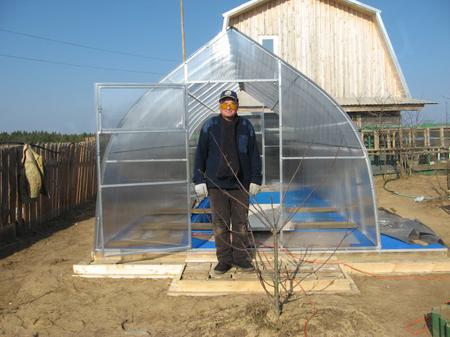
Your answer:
[76,143,81,204]
[73,262,184,279]
[73,143,79,205]
[285,221,357,229]
[69,143,74,207]
[35,146,43,226]
[53,143,59,217]
[62,143,69,213]
[90,141,96,199]
[42,144,50,222]
[47,143,54,219]
[15,147,23,231]
[77,143,82,205]
[191,223,213,230]
[8,148,17,228]
[81,143,86,203]
[29,198,36,229]
[51,143,58,217]
[0,148,7,229]
[73,143,78,205]
[118,222,193,230]
[86,142,91,200]
[342,261,450,275]
[286,207,338,213]
[167,277,357,296]
[191,208,211,214]
[192,207,338,214]
[59,143,64,215]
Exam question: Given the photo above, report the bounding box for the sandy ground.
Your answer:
[1,174,449,337]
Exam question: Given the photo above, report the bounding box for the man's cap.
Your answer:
[219,90,238,102]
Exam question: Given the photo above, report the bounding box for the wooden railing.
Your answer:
[359,126,449,175]
[0,141,96,242]
[360,126,450,154]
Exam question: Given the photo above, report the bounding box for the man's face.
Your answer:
[219,99,238,119]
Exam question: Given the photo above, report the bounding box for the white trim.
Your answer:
[222,0,269,30]
[341,0,379,13]
[222,0,410,97]
[259,35,278,55]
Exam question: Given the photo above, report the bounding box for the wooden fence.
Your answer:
[360,126,450,154]
[0,141,96,242]
[359,126,449,172]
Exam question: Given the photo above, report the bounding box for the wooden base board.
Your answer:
[191,207,339,214]
[167,263,359,296]
[342,261,450,275]
[167,278,358,296]
[92,247,448,265]
[73,262,184,279]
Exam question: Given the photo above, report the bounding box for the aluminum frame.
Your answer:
[95,83,191,253]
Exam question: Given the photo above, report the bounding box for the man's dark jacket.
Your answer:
[193,115,262,190]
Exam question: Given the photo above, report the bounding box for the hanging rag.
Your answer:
[19,144,47,201]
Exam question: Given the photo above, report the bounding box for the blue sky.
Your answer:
[0,0,449,133]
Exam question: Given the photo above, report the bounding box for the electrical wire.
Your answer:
[0,53,164,75]
[0,27,177,62]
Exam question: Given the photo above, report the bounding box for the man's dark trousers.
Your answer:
[208,188,250,264]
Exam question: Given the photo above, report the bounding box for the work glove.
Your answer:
[249,183,261,196]
[194,183,208,199]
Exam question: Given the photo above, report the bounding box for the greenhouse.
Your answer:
[94,28,380,257]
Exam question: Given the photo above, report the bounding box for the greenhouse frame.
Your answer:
[94,28,380,257]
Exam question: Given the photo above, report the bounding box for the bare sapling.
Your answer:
[198,133,356,318]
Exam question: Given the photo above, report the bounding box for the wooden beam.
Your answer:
[285,221,357,229]
[193,207,339,214]
[167,277,358,296]
[73,262,184,279]
[342,261,450,275]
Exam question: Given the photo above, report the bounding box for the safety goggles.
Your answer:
[219,101,238,110]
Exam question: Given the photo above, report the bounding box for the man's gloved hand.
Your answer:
[249,183,261,196]
[194,183,208,199]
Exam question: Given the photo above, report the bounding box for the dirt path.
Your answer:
[0,175,449,337]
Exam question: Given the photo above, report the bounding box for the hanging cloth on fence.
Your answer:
[19,144,47,201]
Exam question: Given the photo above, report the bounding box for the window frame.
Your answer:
[259,35,278,55]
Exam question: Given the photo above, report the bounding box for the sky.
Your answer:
[0,0,449,133]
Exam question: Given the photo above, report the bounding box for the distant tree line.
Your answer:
[0,131,94,144]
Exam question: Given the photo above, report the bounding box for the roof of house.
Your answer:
[222,0,411,98]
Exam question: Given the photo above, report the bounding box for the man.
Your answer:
[193,90,262,274]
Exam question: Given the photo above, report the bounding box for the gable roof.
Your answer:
[222,0,411,98]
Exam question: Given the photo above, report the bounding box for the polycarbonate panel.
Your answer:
[240,114,262,131]
[101,183,189,249]
[265,147,280,183]
[100,88,148,130]
[103,161,186,185]
[280,64,363,158]
[183,29,278,82]
[241,81,279,112]
[280,158,377,249]
[100,86,185,131]
[96,84,189,252]
[99,131,186,162]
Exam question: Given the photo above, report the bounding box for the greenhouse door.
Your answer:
[96,84,191,253]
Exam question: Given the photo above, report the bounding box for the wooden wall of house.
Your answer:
[229,0,406,100]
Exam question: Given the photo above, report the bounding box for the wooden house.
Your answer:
[222,0,429,127]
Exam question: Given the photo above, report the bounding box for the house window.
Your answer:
[259,36,278,55]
